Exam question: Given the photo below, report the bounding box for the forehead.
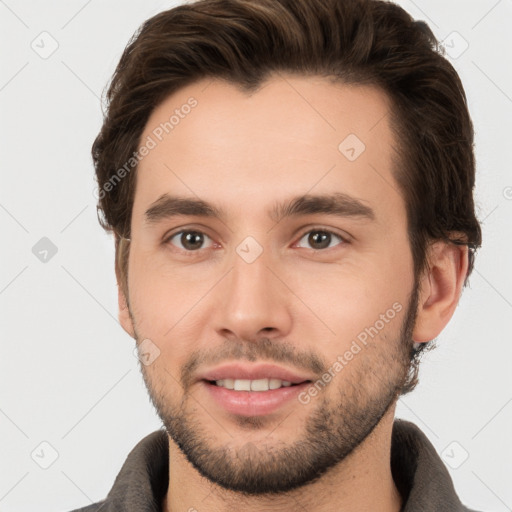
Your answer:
[133,74,403,223]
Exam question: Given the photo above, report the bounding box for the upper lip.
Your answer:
[199,363,314,384]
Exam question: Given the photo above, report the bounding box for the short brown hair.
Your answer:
[93,0,482,392]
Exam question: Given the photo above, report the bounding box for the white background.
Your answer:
[1,1,511,511]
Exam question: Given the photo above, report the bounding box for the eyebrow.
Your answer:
[143,192,375,225]
[270,192,375,223]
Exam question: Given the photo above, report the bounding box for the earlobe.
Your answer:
[118,284,135,339]
[412,241,469,343]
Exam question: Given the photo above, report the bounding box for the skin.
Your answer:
[117,74,468,512]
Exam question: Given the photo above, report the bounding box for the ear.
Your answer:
[118,284,135,338]
[412,241,469,343]
[115,236,135,339]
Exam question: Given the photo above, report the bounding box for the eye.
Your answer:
[165,230,215,251]
[296,229,346,250]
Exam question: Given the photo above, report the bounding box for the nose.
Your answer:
[212,248,293,342]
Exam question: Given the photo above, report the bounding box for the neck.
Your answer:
[163,408,402,512]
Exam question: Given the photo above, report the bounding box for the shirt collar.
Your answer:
[390,419,472,511]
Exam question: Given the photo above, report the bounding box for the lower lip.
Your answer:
[202,380,310,416]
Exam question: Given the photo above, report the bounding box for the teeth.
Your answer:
[251,378,269,391]
[222,378,234,390]
[269,378,282,390]
[234,379,251,391]
[214,378,295,391]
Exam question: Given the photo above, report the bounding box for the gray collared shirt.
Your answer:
[68,419,480,511]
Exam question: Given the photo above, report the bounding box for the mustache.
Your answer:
[180,337,328,389]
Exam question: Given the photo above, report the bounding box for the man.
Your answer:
[72,0,482,510]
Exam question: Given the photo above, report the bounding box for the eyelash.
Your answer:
[163,227,348,253]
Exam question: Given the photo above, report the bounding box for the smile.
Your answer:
[202,379,311,416]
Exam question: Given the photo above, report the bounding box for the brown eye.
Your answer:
[167,230,213,251]
[297,230,344,250]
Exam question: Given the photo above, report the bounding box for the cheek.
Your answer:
[128,249,219,371]
[129,246,208,324]
[288,256,411,342]
[287,272,411,387]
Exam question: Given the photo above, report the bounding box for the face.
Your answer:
[122,75,418,494]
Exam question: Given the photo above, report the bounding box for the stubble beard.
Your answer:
[132,284,419,496]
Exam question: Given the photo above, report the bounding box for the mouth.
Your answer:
[201,378,312,416]
[197,363,316,416]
